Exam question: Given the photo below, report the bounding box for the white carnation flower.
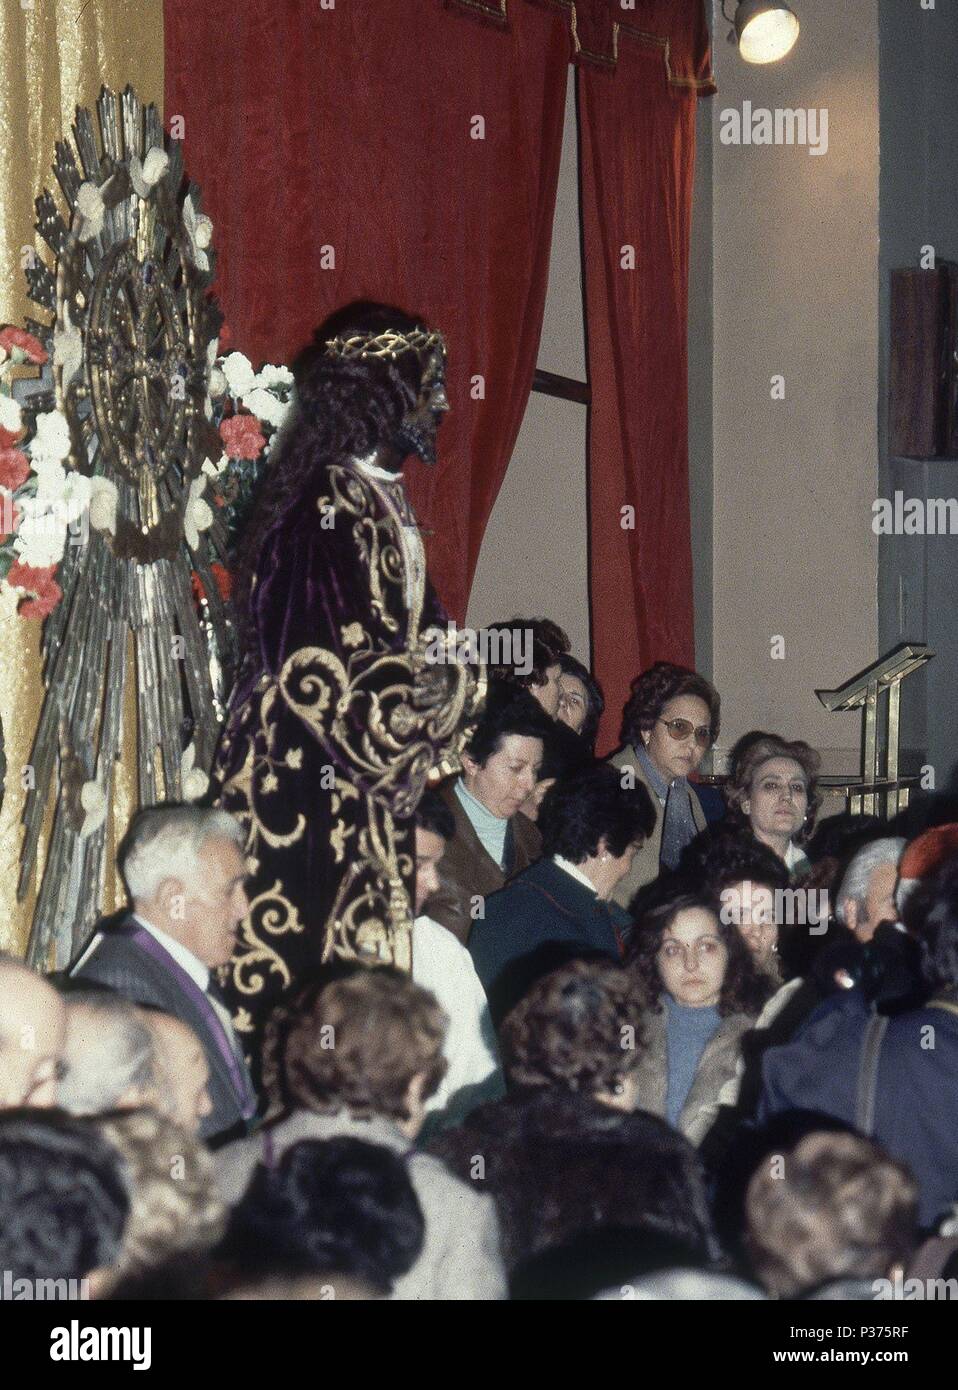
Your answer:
[76,180,106,241]
[54,302,84,391]
[253,363,294,391]
[0,393,22,435]
[242,386,290,430]
[89,476,119,534]
[221,351,256,397]
[61,472,92,544]
[30,410,72,463]
[208,366,228,398]
[182,195,213,271]
[129,147,169,199]
[184,476,213,550]
[29,456,68,499]
[61,472,91,506]
[13,498,67,567]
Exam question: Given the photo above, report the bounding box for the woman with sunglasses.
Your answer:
[608,661,721,908]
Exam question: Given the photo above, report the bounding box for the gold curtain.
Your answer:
[0,0,164,956]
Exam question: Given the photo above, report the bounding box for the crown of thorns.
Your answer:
[323,328,446,361]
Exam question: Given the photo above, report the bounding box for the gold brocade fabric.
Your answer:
[0,0,163,956]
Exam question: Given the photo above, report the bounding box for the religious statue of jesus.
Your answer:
[212,301,480,1073]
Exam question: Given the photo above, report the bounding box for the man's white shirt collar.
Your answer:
[132,912,210,992]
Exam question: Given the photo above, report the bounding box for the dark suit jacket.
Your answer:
[468,857,631,1025]
[759,990,958,1226]
[425,780,541,945]
[69,912,256,1147]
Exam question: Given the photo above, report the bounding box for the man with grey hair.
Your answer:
[836,837,907,944]
[57,990,158,1117]
[68,805,257,1146]
[822,834,922,1009]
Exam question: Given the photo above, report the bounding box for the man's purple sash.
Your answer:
[122,923,256,1120]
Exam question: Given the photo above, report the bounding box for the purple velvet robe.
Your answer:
[212,459,479,1071]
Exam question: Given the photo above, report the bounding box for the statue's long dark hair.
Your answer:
[232,302,431,649]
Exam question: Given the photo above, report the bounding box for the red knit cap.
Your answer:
[896,824,958,912]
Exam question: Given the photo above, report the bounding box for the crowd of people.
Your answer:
[3,616,958,1301]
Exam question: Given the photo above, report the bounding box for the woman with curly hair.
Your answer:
[429,959,717,1274]
[682,829,791,984]
[94,1106,226,1289]
[608,661,721,907]
[483,616,570,718]
[745,1130,919,1299]
[725,732,821,877]
[627,888,771,1145]
[214,965,506,1300]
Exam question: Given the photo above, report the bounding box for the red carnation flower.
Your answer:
[7,560,61,619]
[219,412,266,460]
[0,426,22,449]
[0,326,48,365]
[211,561,233,600]
[8,559,55,590]
[0,448,30,492]
[19,578,62,620]
[192,562,234,605]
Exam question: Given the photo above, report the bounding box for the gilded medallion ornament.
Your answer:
[15,86,233,967]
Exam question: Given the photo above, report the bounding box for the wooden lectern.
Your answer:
[815,644,934,818]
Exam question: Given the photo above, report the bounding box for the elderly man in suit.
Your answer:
[70,805,257,1147]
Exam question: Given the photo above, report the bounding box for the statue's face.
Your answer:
[393,349,449,466]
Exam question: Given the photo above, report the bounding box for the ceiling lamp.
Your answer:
[723,1,800,64]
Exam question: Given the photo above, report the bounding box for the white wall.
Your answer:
[709,0,880,773]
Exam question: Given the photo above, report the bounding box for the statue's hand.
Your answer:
[412,660,456,712]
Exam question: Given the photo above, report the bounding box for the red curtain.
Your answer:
[164,0,570,622]
[577,3,711,752]
[164,0,713,723]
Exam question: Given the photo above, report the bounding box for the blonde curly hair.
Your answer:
[94,1106,227,1279]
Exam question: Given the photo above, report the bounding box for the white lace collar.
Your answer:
[352,452,403,483]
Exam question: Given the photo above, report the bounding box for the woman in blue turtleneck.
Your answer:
[627,889,770,1146]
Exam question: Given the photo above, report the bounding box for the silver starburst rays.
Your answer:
[19,87,232,967]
